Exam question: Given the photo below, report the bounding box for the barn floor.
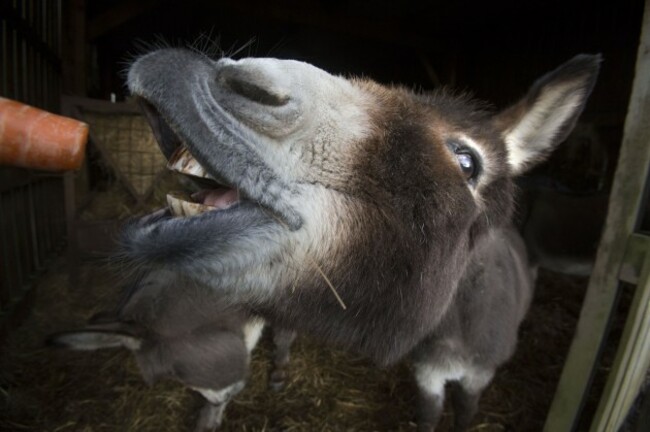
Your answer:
[0,255,589,431]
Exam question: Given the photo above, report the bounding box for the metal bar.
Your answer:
[43,178,53,255]
[18,185,34,279]
[45,0,52,49]
[37,46,43,108]
[64,172,78,288]
[12,27,18,100]
[56,0,61,56]
[1,19,7,96]
[47,62,54,112]
[40,179,53,257]
[55,177,65,245]
[0,193,13,309]
[8,190,24,293]
[32,180,51,261]
[21,30,28,102]
[26,181,41,272]
[27,41,33,105]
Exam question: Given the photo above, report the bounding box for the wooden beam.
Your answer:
[591,235,650,430]
[619,234,650,284]
[544,0,650,429]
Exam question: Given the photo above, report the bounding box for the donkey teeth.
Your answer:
[167,146,214,179]
[166,192,212,217]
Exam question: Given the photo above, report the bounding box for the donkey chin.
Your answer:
[123,48,600,431]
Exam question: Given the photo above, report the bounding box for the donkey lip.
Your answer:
[137,98,182,160]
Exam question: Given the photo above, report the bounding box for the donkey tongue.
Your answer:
[191,188,239,209]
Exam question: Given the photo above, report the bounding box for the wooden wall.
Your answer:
[0,0,66,339]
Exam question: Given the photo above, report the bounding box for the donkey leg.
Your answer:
[193,381,245,432]
[414,365,448,432]
[451,369,494,432]
[417,389,445,432]
[269,328,297,391]
[195,399,228,432]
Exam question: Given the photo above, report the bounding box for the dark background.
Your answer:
[84,0,642,117]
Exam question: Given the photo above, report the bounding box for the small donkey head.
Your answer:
[123,50,599,365]
[47,270,254,431]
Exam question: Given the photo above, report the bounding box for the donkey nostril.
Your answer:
[225,76,290,107]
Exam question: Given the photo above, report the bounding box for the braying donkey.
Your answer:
[113,49,598,430]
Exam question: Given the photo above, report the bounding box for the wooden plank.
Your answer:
[592,243,650,431]
[63,95,141,114]
[543,0,650,430]
[619,234,650,284]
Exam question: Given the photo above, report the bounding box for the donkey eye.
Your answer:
[455,151,477,181]
[446,139,481,184]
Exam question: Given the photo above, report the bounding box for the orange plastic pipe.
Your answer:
[0,97,89,171]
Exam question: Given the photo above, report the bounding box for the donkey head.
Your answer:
[124,50,599,365]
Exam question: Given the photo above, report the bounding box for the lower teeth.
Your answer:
[166,192,211,217]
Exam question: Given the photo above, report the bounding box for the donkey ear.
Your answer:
[495,54,601,175]
[46,328,142,351]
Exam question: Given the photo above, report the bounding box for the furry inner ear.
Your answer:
[495,54,601,175]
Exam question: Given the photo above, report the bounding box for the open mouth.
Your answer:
[136,94,302,230]
[165,146,241,217]
[129,49,303,230]
[136,98,244,219]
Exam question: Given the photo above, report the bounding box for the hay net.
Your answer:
[83,111,167,198]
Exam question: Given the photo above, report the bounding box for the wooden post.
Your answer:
[590,235,650,430]
[544,0,650,430]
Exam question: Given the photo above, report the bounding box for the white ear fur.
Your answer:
[498,55,600,175]
[504,82,585,174]
[53,330,142,351]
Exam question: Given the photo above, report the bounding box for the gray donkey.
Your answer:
[48,269,296,432]
[118,50,599,430]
